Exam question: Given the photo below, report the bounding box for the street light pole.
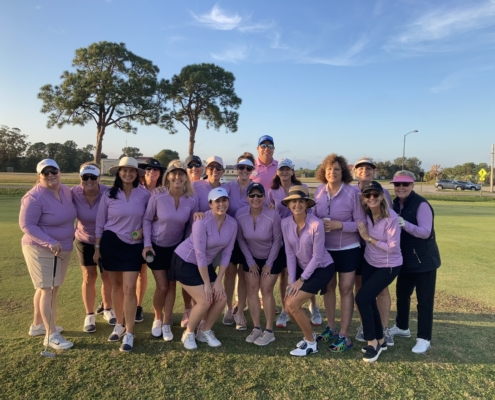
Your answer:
[402,130,419,170]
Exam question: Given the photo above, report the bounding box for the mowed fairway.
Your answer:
[1,196,494,399]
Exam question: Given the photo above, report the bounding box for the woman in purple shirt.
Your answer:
[19,159,77,350]
[281,186,334,357]
[313,154,366,353]
[94,157,150,352]
[193,156,225,212]
[142,160,198,342]
[356,181,402,362]
[236,182,283,346]
[173,187,237,350]
[71,162,113,334]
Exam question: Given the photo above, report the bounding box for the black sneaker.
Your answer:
[362,343,382,363]
[95,301,104,315]
[135,306,144,323]
[362,341,387,353]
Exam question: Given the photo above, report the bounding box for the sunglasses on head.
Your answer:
[146,167,160,172]
[187,163,202,169]
[237,165,254,172]
[41,169,59,177]
[248,193,264,198]
[363,192,381,199]
[259,144,275,150]
[82,174,98,181]
[207,165,223,171]
[393,182,412,187]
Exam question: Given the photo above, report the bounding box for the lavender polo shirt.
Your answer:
[235,206,282,268]
[268,183,309,219]
[313,183,366,250]
[251,158,278,193]
[95,186,150,244]
[364,209,403,268]
[143,190,199,248]
[223,180,251,217]
[174,210,237,267]
[19,184,77,251]
[72,184,109,245]
[399,202,433,239]
[193,180,225,212]
[281,213,333,283]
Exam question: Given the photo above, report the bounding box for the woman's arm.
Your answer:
[19,195,58,248]
[301,220,326,280]
[402,202,432,239]
[282,224,297,284]
[265,213,282,268]
[142,195,156,248]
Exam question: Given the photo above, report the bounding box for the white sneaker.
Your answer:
[309,304,322,326]
[103,309,117,325]
[390,324,411,338]
[276,311,290,328]
[29,324,63,337]
[83,315,96,333]
[162,324,173,342]
[108,324,126,342]
[412,338,431,354]
[120,332,134,352]
[181,331,197,350]
[355,326,365,342]
[199,329,222,348]
[290,340,318,356]
[151,319,162,338]
[44,332,73,350]
[296,332,317,347]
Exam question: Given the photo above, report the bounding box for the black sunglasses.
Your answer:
[207,165,223,171]
[41,169,59,177]
[363,192,381,199]
[82,174,98,181]
[393,182,412,187]
[187,163,202,169]
[248,193,264,198]
[238,165,254,172]
[259,144,275,150]
[146,167,160,172]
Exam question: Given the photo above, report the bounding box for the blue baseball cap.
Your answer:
[258,135,274,146]
[246,182,265,196]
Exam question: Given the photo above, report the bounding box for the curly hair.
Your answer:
[315,154,353,184]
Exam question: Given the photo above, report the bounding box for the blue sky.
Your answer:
[1,0,494,170]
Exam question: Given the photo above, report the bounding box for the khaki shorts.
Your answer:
[22,245,71,289]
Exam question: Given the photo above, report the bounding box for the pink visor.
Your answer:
[391,175,415,183]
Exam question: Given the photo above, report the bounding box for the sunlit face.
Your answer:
[277,166,293,182]
[206,162,225,182]
[145,167,160,185]
[187,163,203,182]
[394,181,414,201]
[209,197,229,215]
[39,168,61,190]
[167,169,187,189]
[355,164,375,183]
[119,167,137,184]
[363,191,383,210]
[247,189,264,210]
[237,162,254,180]
[80,173,100,192]
[257,141,275,159]
[288,198,308,216]
[325,162,343,184]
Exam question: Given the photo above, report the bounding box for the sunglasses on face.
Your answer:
[259,144,275,150]
[248,193,264,198]
[237,165,254,172]
[207,165,223,171]
[187,163,202,169]
[146,167,160,172]
[41,169,59,177]
[393,182,412,187]
[363,192,381,199]
[82,174,98,181]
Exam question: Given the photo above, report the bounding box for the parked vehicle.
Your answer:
[435,179,468,191]
[457,181,481,191]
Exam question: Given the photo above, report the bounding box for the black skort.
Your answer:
[147,242,178,271]
[296,263,334,295]
[75,239,96,267]
[230,240,246,265]
[100,230,144,272]
[328,246,361,274]
[355,245,366,276]
[242,245,287,275]
[171,253,217,287]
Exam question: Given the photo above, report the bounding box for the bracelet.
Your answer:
[367,237,372,244]
[94,244,100,249]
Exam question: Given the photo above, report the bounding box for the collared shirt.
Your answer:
[174,210,237,267]
[223,179,252,217]
[313,183,366,250]
[71,184,109,244]
[268,183,309,219]
[19,184,77,251]
[364,209,403,268]
[193,180,224,212]
[281,213,333,283]
[143,190,198,248]
[399,202,432,239]
[235,206,282,268]
[251,158,278,193]
[95,186,150,244]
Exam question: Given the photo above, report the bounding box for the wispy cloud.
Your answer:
[211,46,249,63]
[301,37,369,66]
[269,32,289,50]
[430,65,494,93]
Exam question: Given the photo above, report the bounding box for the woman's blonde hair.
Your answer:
[163,160,194,197]
[361,193,390,219]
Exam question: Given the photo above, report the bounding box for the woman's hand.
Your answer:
[142,246,155,259]
[193,212,205,221]
[132,228,143,240]
[93,248,100,264]
[398,217,405,227]
[285,279,303,299]
[266,203,276,211]
[358,221,369,241]
[50,242,62,256]
[328,220,343,231]
[261,265,271,280]
[212,280,225,301]
[154,187,166,194]
[248,264,260,277]
[203,283,213,304]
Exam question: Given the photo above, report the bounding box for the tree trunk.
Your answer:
[94,125,105,165]
[188,126,197,156]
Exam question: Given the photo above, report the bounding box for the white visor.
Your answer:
[80,165,100,176]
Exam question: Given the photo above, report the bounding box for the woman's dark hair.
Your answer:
[315,153,353,184]
[271,171,302,190]
[140,170,164,188]
[237,152,255,164]
[109,171,140,199]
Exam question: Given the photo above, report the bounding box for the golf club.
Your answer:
[40,255,57,358]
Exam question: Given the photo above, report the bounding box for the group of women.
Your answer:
[20,149,440,361]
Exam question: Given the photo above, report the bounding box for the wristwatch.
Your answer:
[367,237,372,244]
[300,277,306,282]
[94,244,100,249]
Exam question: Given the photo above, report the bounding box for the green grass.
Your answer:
[1,197,495,399]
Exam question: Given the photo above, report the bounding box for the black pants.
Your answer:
[395,270,437,341]
[356,260,400,341]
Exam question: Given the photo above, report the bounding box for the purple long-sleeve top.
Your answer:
[95,186,150,244]
[398,202,432,239]
[364,209,403,268]
[313,183,366,250]
[251,158,278,193]
[193,180,225,212]
[281,213,333,283]
[19,184,77,251]
[143,190,199,248]
[268,183,309,219]
[235,206,282,268]
[224,179,251,217]
[174,210,237,267]
[72,184,109,245]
